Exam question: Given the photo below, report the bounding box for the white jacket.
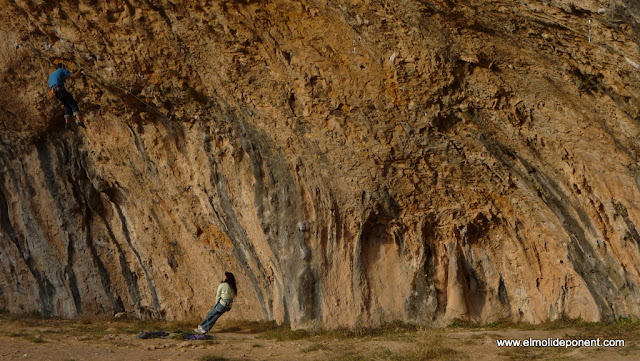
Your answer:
[215,282,236,308]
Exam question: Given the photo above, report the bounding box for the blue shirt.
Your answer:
[48,68,71,88]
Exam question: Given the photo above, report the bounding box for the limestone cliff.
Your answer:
[1,0,640,328]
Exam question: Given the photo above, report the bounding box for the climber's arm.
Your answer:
[69,69,84,79]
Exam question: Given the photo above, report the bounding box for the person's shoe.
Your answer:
[76,121,87,129]
[194,325,206,334]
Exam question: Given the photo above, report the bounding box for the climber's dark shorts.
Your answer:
[53,87,80,117]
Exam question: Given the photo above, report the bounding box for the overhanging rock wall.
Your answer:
[1,0,640,328]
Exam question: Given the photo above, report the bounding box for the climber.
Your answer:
[48,63,86,129]
[195,272,237,334]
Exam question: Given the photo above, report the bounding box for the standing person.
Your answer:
[195,272,237,334]
[48,63,86,129]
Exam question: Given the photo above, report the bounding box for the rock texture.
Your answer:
[1,0,640,328]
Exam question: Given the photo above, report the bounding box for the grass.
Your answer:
[0,313,637,360]
[331,353,368,361]
[5,331,47,343]
[497,348,575,361]
[203,338,219,345]
[403,333,463,361]
[218,319,279,333]
[259,324,413,342]
[302,342,330,352]
[217,319,313,341]
[7,332,29,338]
[31,336,46,343]
[0,313,203,344]
[447,315,640,336]
[219,319,419,340]
[260,327,311,341]
[198,355,228,361]
[328,333,462,361]
[498,348,543,360]
[323,321,420,340]
[618,341,639,356]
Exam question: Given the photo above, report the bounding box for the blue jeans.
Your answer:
[54,87,80,117]
[199,302,229,332]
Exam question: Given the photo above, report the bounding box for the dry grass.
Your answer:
[0,313,202,343]
[0,313,637,360]
[327,332,462,361]
[4,331,47,344]
[217,319,419,342]
[398,333,463,361]
[448,315,640,335]
[198,355,228,361]
[302,342,331,352]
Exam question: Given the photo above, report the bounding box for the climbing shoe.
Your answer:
[76,121,87,129]
[194,325,206,334]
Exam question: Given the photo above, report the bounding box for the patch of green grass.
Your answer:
[618,341,639,356]
[198,355,228,361]
[67,323,110,339]
[324,321,420,340]
[447,315,640,340]
[539,316,586,331]
[5,331,46,343]
[556,317,640,340]
[10,313,51,326]
[448,318,481,328]
[218,319,419,341]
[448,318,519,330]
[7,332,30,338]
[217,320,313,341]
[7,332,46,343]
[302,342,330,352]
[403,334,464,361]
[330,333,462,361]
[218,319,281,333]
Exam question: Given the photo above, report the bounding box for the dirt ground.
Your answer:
[0,314,639,361]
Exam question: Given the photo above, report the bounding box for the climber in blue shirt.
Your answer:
[48,63,86,129]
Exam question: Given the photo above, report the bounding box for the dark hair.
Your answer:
[57,63,64,69]
[224,272,237,295]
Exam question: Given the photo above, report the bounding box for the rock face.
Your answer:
[1,0,640,328]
